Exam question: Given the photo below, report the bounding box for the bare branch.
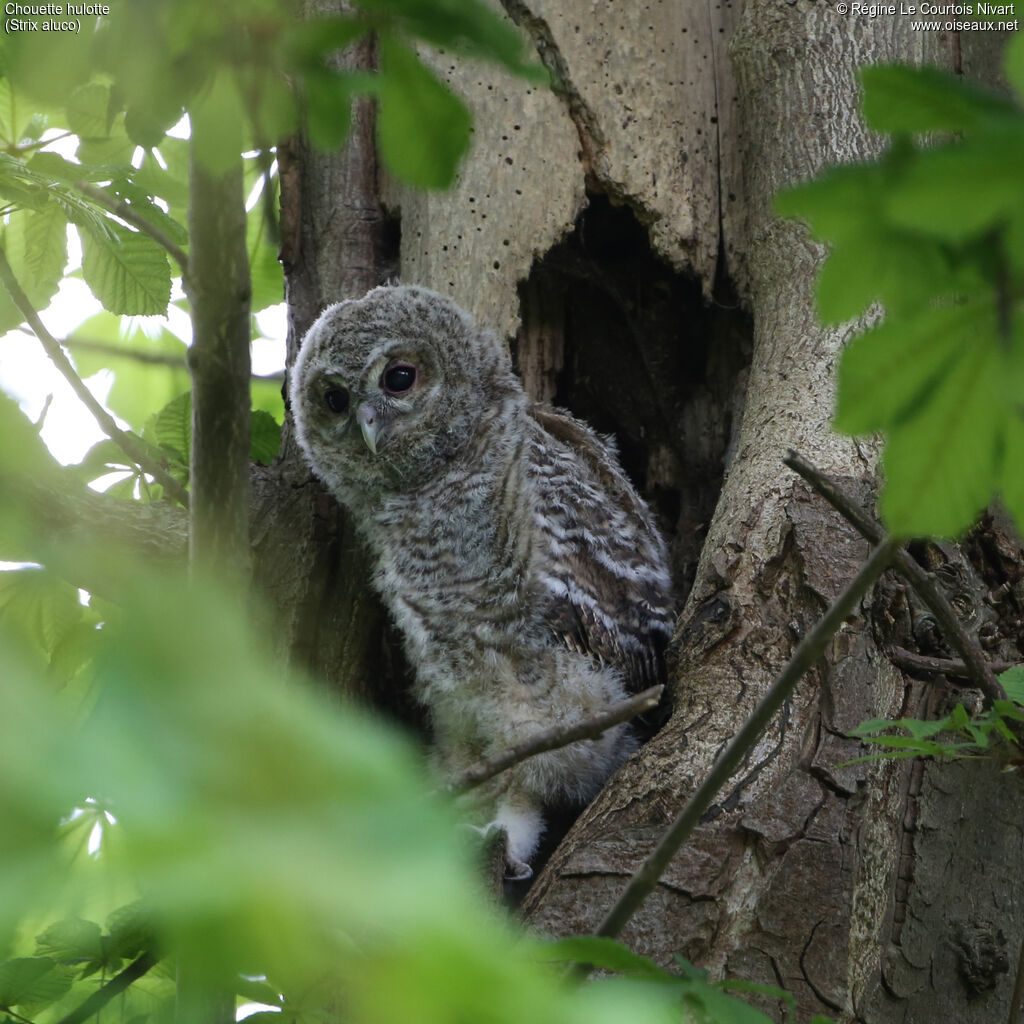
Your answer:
[75,179,191,281]
[783,449,1006,705]
[0,247,191,507]
[594,539,900,943]
[449,685,664,794]
[889,645,1016,682]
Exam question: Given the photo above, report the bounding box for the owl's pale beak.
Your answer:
[356,403,380,454]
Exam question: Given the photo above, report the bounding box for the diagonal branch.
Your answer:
[783,449,1006,705]
[0,247,191,507]
[55,952,158,1024]
[75,179,191,282]
[593,538,901,943]
[449,685,664,794]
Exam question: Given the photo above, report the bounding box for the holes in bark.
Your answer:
[513,195,752,600]
[376,207,402,286]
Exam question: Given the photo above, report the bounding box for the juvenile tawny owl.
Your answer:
[290,284,673,879]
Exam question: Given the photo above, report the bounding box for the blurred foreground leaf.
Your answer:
[0,555,679,1024]
[777,57,1024,538]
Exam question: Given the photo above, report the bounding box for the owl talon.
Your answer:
[504,858,533,882]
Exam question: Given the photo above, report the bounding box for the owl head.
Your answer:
[290,285,522,497]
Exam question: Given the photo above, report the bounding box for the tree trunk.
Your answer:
[273,1,1024,1020]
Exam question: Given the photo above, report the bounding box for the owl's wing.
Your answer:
[525,405,674,691]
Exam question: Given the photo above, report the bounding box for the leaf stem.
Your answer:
[594,538,900,942]
[0,246,191,507]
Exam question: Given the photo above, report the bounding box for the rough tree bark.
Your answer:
[0,0,1011,1018]
[6,0,1008,1019]
[267,3,1024,1021]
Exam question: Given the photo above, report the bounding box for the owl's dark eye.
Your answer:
[323,387,350,415]
[381,363,417,396]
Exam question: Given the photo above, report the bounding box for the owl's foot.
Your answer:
[503,856,533,882]
[461,822,535,881]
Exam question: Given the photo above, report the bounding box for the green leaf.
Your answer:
[106,903,157,960]
[0,958,71,1009]
[814,227,955,323]
[80,222,172,315]
[850,716,952,739]
[776,162,885,244]
[303,68,357,152]
[281,16,371,70]
[152,391,192,463]
[534,937,678,980]
[11,202,69,306]
[0,202,68,333]
[718,977,797,1015]
[110,181,189,247]
[0,78,19,145]
[190,71,244,177]
[77,122,137,169]
[884,132,1024,243]
[860,64,1019,134]
[359,0,541,79]
[949,704,970,729]
[35,919,103,963]
[1000,411,1024,535]
[880,336,1004,537]
[375,35,472,189]
[247,178,283,312]
[5,28,93,104]
[251,410,281,465]
[73,439,139,481]
[998,665,1024,705]
[835,300,991,435]
[235,977,284,1006]
[133,147,190,210]
[68,313,191,432]
[683,983,775,1024]
[0,568,83,664]
[1006,27,1024,103]
[67,82,114,138]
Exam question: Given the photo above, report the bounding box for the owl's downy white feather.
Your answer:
[290,284,674,878]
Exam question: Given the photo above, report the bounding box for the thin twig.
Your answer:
[74,179,190,282]
[889,646,1016,681]
[594,539,900,942]
[52,335,187,368]
[450,685,664,794]
[0,247,191,507]
[49,334,284,382]
[56,952,158,1024]
[783,450,1006,705]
